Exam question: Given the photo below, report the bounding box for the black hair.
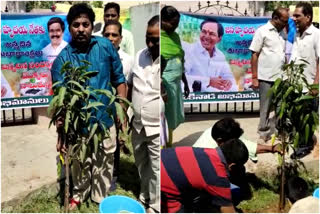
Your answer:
[67,3,95,27]
[102,20,122,36]
[148,15,160,27]
[200,19,224,37]
[104,2,120,15]
[161,6,180,22]
[272,7,286,19]
[296,2,313,22]
[285,176,309,203]
[220,138,248,165]
[211,118,244,143]
[47,17,65,32]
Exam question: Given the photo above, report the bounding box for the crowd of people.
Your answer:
[47,1,319,213]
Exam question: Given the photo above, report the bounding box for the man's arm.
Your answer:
[250,51,260,89]
[181,72,190,98]
[220,205,236,213]
[256,143,282,155]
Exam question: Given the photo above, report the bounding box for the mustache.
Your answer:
[50,35,60,39]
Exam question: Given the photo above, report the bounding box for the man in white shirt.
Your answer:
[291,2,319,94]
[102,20,134,80]
[104,2,135,56]
[290,2,319,158]
[183,20,237,92]
[249,8,289,142]
[42,17,68,63]
[102,20,134,191]
[127,15,160,213]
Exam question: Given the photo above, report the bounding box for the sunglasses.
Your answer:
[146,36,159,45]
[104,14,118,18]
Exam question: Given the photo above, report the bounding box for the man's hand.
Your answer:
[184,84,190,98]
[220,205,236,213]
[1,86,7,97]
[208,76,232,91]
[251,78,259,90]
[272,143,283,155]
[56,116,67,153]
[56,132,67,153]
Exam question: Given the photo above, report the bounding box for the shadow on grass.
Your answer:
[117,153,140,198]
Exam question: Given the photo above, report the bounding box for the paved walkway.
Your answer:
[1,115,58,203]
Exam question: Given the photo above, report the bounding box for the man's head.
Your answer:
[220,138,249,169]
[293,2,313,33]
[67,3,95,47]
[161,6,180,34]
[146,15,160,60]
[199,20,224,53]
[47,17,65,47]
[104,2,120,22]
[271,7,289,32]
[102,20,122,49]
[286,176,309,203]
[211,118,244,145]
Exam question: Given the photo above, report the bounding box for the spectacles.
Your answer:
[146,36,159,45]
[104,14,118,18]
[104,33,120,37]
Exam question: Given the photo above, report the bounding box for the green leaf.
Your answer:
[52,81,63,88]
[293,132,299,148]
[283,86,294,99]
[80,142,87,163]
[70,95,79,107]
[294,95,315,102]
[304,124,310,145]
[64,110,71,133]
[115,102,126,124]
[82,71,99,78]
[116,96,132,107]
[279,101,286,119]
[58,87,66,107]
[94,89,113,98]
[74,116,79,130]
[82,102,105,110]
[273,78,282,94]
[93,134,99,154]
[70,89,82,96]
[67,80,85,91]
[47,95,59,116]
[88,123,98,143]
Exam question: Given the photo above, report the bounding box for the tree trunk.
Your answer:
[279,134,286,212]
[64,141,70,213]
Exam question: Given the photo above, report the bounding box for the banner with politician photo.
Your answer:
[178,12,295,103]
[1,14,71,109]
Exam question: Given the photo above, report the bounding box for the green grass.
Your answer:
[1,141,139,213]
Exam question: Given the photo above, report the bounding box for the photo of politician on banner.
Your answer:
[177,12,291,103]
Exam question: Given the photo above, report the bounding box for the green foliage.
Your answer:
[264,1,319,12]
[270,60,318,150]
[91,1,103,8]
[26,1,55,12]
[48,61,130,163]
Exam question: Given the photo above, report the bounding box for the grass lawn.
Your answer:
[1,141,140,213]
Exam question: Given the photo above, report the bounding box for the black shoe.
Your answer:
[290,146,313,159]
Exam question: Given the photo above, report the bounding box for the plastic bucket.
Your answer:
[99,195,145,213]
[313,188,319,198]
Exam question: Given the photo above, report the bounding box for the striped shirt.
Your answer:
[161,147,232,213]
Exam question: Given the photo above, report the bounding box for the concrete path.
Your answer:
[1,116,58,203]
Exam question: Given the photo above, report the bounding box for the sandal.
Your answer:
[69,198,80,210]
